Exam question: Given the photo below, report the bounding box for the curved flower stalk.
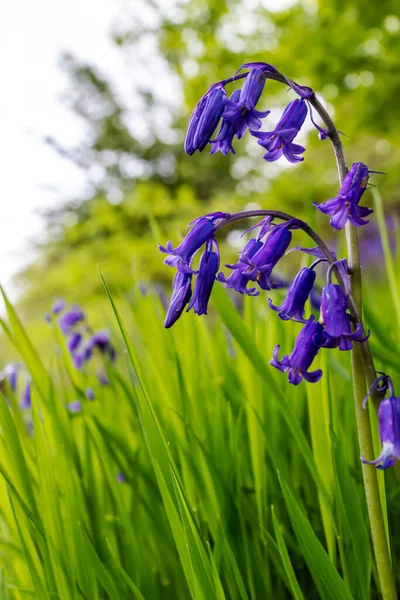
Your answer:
[160,59,398,600]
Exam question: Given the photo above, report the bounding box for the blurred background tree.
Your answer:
[14,0,400,345]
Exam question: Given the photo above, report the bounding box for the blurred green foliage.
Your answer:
[15,0,400,329]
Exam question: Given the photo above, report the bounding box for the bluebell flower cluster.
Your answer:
[161,61,393,471]
[160,209,369,386]
[185,63,377,233]
[184,62,325,163]
[46,301,116,386]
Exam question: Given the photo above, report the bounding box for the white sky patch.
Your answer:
[0,0,124,296]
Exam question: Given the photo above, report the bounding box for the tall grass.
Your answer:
[0,247,399,598]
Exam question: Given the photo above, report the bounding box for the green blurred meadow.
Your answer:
[1,0,400,598]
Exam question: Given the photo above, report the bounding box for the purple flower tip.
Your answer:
[97,370,110,386]
[165,270,193,328]
[68,400,82,414]
[3,363,19,392]
[20,379,31,411]
[52,298,66,315]
[117,472,126,483]
[59,306,85,334]
[187,240,219,316]
[85,387,95,400]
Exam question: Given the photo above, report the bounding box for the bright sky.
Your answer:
[0,0,124,296]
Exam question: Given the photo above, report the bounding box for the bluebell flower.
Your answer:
[73,354,84,370]
[187,240,219,316]
[52,298,66,314]
[362,397,400,469]
[210,90,240,156]
[317,284,368,351]
[313,163,373,230]
[242,225,293,291]
[3,363,18,392]
[221,68,270,140]
[159,213,226,268]
[20,379,31,411]
[67,332,82,354]
[117,472,126,483]
[362,375,400,469]
[270,316,325,385]
[217,238,263,296]
[97,370,109,386]
[250,99,307,163]
[85,330,116,362]
[164,269,193,328]
[45,298,66,322]
[185,85,226,155]
[268,266,316,322]
[68,400,82,414]
[59,306,85,334]
[85,387,95,400]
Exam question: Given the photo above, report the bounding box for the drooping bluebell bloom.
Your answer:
[73,353,84,370]
[361,375,400,469]
[317,284,368,351]
[268,266,317,322]
[59,306,85,334]
[159,213,226,268]
[45,298,66,322]
[164,269,193,328]
[52,298,66,315]
[187,240,220,316]
[313,162,373,230]
[217,238,262,296]
[3,363,18,392]
[221,68,270,140]
[362,398,400,469]
[242,224,293,291]
[68,400,82,414]
[20,379,31,411]
[219,224,292,293]
[210,90,240,156]
[250,99,307,163]
[68,332,82,354]
[84,330,116,363]
[117,472,126,483]
[97,370,109,386]
[85,387,95,400]
[270,315,325,385]
[185,85,226,155]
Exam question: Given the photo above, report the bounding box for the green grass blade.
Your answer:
[279,474,354,600]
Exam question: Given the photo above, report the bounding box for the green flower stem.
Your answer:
[316,88,397,597]
[346,223,397,600]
